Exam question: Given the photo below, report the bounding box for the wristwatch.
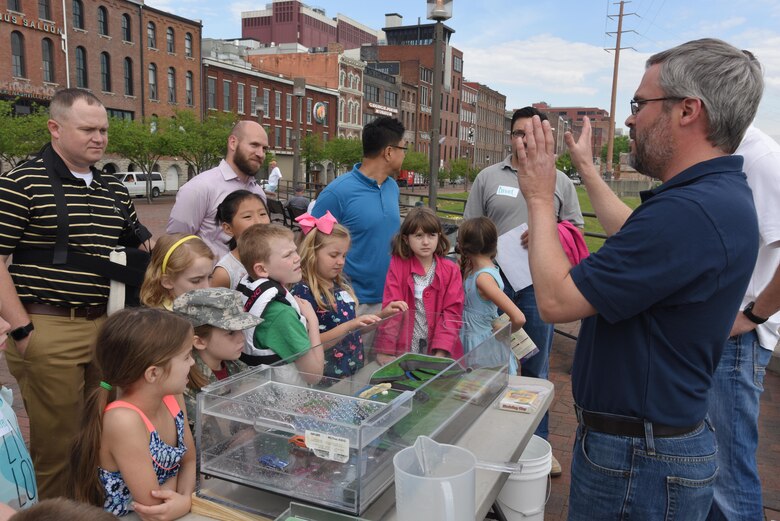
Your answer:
[9,322,34,341]
[742,301,768,325]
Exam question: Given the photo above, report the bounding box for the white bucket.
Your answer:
[496,435,552,521]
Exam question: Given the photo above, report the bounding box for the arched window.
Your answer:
[42,37,54,82]
[148,63,157,99]
[184,33,192,57]
[75,46,87,87]
[97,6,108,35]
[121,14,131,41]
[185,71,193,105]
[166,27,174,53]
[38,0,50,19]
[339,99,344,123]
[339,70,345,87]
[147,22,156,48]
[11,32,25,77]
[124,57,133,95]
[167,67,176,103]
[100,52,111,92]
[72,0,83,29]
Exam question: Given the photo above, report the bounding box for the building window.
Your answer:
[223,80,231,111]
[250,86,258,115]
[263,88,270,117]
[207,77,216,109]
[8,0,21,11]
[385,91,398,108]
[339,99,344,123]
[148,63,157,100]
[286,94,292,121]
[274,91,281,120]
[237,83,245,114]
[185,71,193,106]
[100,52,111,92]
[306,98,312,124]
[124,57,133,95]
[122,14,131,41]
[285,127,291,148]
[41,37,54,82]
[11,32,25,78]
[274,126,281,147]
[147,22,156,48]
[72,0,84,29]
[167,67,176,103]
[97,6,108,36]
[166,27,174,53]
[38,0,50,19]
[184,33,192,57]
[364,84,379,103]
[75,46,87,87]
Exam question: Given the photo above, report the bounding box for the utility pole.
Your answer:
[605,1,635,178]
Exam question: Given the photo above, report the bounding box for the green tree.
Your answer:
[168,110,235,179]
[401,151,429,180]
[301,133,324,183]
[600,135,630,166]
[0,100,49,171]
[447,158,470,183]
[323,138,362,174]
[107,116,174,202]
[556,152,575,176]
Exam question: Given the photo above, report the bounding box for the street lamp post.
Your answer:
[292,77,306,187]
[427,0,452,211]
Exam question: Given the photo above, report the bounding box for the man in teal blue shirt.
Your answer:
[312,116,405,314]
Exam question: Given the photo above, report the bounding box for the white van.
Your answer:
[113,172,166,198]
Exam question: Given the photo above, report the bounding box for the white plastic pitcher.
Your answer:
[496,435,552,521]
[393,436,476,521]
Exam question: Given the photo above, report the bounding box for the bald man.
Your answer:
[168,121,269,258]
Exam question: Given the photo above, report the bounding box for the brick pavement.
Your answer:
[1,196,778,520]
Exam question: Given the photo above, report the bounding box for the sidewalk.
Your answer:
[1,196,777,520]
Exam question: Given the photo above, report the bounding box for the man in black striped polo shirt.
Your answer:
[0,88,151,499]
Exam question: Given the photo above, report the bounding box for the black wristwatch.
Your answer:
[742,301,768,325]
[10,322,34,341]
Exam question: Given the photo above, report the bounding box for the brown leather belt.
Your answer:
[574,404,703,438]
[24,302,107,320]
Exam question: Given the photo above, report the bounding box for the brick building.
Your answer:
[465,81,507,171]
[2,0,201,120]
[532,102,610,163]
[244,47,364,140]
[202,51,338,184]
[241,0,379,51]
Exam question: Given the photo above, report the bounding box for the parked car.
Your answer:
[113,172,165,198]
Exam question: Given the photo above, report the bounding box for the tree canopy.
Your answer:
[600,135,630,166]
[168,110,236,179]
[323,138,362,174]
[0,100,49,171]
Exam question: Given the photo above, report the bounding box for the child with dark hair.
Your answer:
[376,207,464,359]
[212,190,270,289]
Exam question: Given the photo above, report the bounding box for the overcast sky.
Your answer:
[156,0,780,142]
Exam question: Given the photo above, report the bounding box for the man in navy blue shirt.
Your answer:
[516,38,763,520]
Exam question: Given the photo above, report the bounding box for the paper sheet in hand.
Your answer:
[496,223,531,292]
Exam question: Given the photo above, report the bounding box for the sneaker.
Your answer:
[550,454,562,477]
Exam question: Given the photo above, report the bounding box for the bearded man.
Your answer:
[168,121,268,257]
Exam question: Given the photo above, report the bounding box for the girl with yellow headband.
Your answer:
[139,234,214,309]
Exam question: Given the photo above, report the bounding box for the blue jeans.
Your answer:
[569,420,718,520]
[707,330,771,521]
[502,280,554,439]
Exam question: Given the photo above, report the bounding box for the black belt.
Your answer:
[24,302,107,320]
[574,404,703,438]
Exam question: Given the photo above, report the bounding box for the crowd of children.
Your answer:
[0,187,553,520]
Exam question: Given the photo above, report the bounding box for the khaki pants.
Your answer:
[6,313,105,499]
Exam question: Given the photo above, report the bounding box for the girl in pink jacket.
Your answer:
[376,207,464,360]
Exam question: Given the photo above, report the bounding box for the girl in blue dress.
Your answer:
[292,213,401,378]
[458,217,526,372]
[68,308,196,519]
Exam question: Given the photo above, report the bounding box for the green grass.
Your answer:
[577,187,641,251]
[410,188,642,253]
